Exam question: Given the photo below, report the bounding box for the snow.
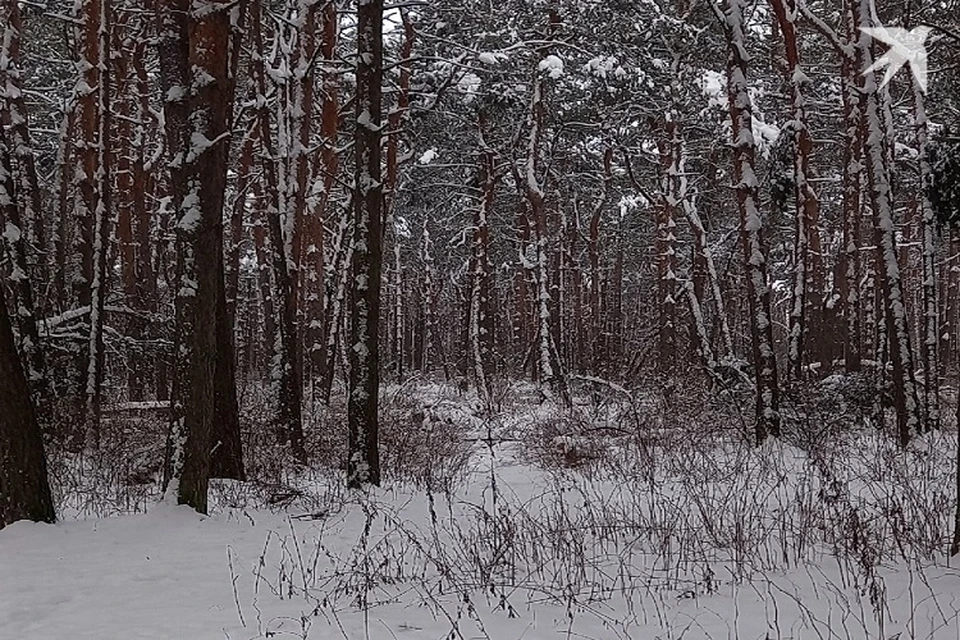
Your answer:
[700,69,727,109]
[583,55,624,79]
[2,221,21,243]
[5,427,960,640]
[456,72,481,102]
[417,147,437,165]
[177,195,201,231]
[753,118,781,157]
[165,85,185,102]
[537,54,564,79]
[477,51,507,65]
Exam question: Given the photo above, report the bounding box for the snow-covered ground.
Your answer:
[5,383,960,639]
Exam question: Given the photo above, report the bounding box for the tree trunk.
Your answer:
[318,208,351,403]
[0,247,54,530]
[160,0,242,512]
[250,0,305,460]
[307,0,340,387]
[0,0,47,289]
[469,120,497,405]
[720,0,781,442]
[851,0,922,443]
[523,71,568,404]
[0,121,47,412]
[656,116,679,374]
[346,0,384,488]
[839,33,863,373]
[770,0,822,381]
[912,79,940,431]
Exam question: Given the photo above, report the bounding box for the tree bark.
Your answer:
[720,0,781,442]
[161,0,243,512]
[0,246,54,530]
[770,0,823,381]
[250,0,305,460]
[523,71,569,404]
[850,0,922,444]
[912,79,940,431]
[346,0,384,488]
[838,30,863,373]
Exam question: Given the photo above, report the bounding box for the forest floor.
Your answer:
[4,377,960,639]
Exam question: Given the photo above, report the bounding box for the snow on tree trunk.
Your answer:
[523,71,569,405]
[250,0,305,461]
[0,120,46,412]
[470,119,497,406]
[838,35,863,373]
[160,0,242,512]
[944,231,960,378]
[70,0,105,443]
[346,0,384,488]
[770,0,823,381]
[912,78,940,431]
[0,0,47,288]
[656,113,680,374]
[679,148,734,366]
[81,0,112,446]
[391,239,404,380]
[851,0,922,444]
[308,0,339,386]
[671,121,723,373]
[318,208,351,404]
[720,0,780,442]
[0,261,54,530]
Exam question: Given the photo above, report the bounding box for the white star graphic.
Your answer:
[861,25,932,93]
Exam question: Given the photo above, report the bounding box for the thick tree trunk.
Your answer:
[209,4,247,481]
[0,256,54,530]
[71,0,104,443]
[346,0,384,488]
[0,126,47,411]
[160,0,243,512]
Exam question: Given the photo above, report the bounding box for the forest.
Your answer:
[1,0,960,637]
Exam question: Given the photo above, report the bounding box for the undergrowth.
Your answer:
[42,374,960,639]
